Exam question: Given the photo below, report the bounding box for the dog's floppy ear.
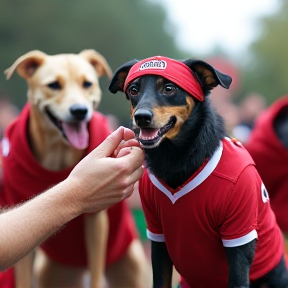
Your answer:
[183,59,232,91]
[109,60,138,94]
[79,49,113,79]
[5,50,47,80]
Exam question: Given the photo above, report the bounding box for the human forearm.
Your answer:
[0,180,79,270]
[0,127,144,270]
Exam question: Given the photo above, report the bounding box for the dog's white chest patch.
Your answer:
[1,137,10,157]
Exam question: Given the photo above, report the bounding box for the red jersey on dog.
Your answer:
[0,104,137,271]
[139,137,283,288]
[245,95,288,233]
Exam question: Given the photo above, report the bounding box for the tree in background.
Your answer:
[0,0,185,124]
[240,0,288,104]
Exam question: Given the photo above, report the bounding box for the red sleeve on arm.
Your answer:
[138,173,164,241]
[220,165,260,246]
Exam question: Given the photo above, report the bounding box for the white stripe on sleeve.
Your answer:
[147,230,165,242]
[222,230,258,247]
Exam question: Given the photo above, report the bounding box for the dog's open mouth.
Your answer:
[138,116,176,148]
[45,108,89,150]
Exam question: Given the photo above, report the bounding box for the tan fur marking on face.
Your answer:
[165,97,195,139]
[130,105,135,117]
[156,77,165,90]
[141,95,195,140]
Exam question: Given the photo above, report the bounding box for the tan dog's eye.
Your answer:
[83,81,92,88]
[47,81,61,90]
[163,84,176,95]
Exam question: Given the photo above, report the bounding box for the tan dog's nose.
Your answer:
[70,104,88,120]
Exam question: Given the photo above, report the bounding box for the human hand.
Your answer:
[65,126,144,214]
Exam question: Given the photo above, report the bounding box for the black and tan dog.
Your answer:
[109,56,288,288]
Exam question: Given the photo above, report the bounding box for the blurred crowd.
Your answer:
[0,97,19,141]
[207,57,267,144]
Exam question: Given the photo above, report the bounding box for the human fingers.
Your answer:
[120,168,143,200]
[118,146,144,168]
[116,147,131,158]
[90,126,126,158]
[123,127,136,142]
[128,166,144,186]
[114,139,141,157]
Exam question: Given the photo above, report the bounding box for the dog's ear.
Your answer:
[79,49,113,79]
[5,50,47,80]
[109,60,138,94]
[183,59,232,91]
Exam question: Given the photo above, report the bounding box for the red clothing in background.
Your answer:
[246,95,288,233]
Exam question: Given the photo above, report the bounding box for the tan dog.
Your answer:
[2,50,148,288]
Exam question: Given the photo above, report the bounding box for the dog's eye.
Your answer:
[47,81,61,90]
[129,86,139,96]
[163,84,176,95]
[83,81,92,88]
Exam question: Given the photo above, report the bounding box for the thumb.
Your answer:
[91,126,126,158]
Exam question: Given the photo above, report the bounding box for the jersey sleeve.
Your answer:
[219,165,260,247]
[139,173,164,242]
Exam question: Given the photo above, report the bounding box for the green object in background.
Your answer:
[132,208,148,241]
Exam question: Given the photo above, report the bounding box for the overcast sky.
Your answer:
[151,0,281,56]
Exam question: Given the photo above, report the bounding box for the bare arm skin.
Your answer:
[0,127,144,270]
[225,239,256,288]
[151,240,173,288]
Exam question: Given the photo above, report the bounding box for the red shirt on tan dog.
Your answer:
[0,50,147,288]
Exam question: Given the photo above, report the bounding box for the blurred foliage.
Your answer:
[2,0,288,119]
[0,0,185,124]
[239,0,288,104]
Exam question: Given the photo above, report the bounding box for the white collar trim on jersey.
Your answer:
[148,140,223,204]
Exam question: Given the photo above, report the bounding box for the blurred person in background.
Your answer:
[245,95,288,264]
[0,97,19,182]
[0,97,19,140]
[233,92,267,143]
[105,114,121,132]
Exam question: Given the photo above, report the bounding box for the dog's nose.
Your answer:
[70,104,88,120]
[134,108,153,127]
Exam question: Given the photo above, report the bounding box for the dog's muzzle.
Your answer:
[133,108,176,149]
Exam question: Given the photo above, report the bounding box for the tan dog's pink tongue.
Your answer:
[62,122,89,149]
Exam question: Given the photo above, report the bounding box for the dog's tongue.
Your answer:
[62,121,89,149]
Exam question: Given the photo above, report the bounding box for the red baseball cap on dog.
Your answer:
[123,56,204,102]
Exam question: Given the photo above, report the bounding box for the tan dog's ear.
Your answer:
[79,49,113,79]
[5,50,47,80]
